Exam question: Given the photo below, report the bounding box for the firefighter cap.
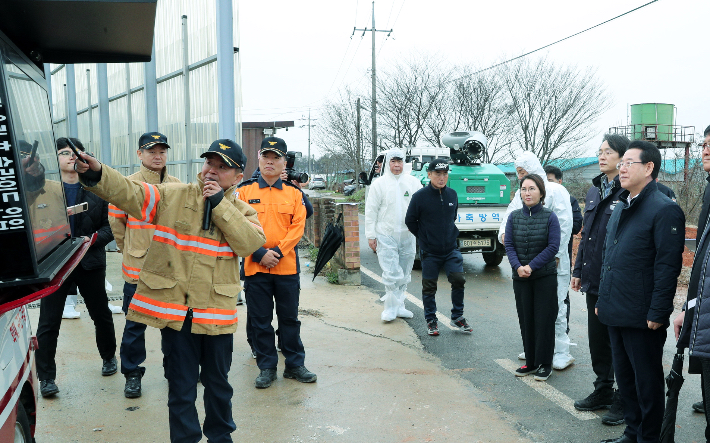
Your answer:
[200,139,247,169]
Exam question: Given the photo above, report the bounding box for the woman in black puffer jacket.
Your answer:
[504,174,561,382]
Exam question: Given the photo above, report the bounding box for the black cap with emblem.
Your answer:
[139,132,170,150]
[200,139,247,169]
[259,137,288,157]
[427,158,450,172]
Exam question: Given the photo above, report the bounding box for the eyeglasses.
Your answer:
[616,161,645,170]
[703,143,710,150]
[597,149,616,157]
[57,151,76,158]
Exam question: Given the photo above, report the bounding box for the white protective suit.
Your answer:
[498,152,576,367]
[365,149,423,321]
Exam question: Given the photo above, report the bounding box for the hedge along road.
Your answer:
[357,214,706,443]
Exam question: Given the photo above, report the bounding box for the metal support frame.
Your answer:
[125,63,134,173]
[97,63,111,165]
[65,64,78,137]
[43,64,52,111]
[182,15,192,182]
[86,69,93,153]
[144,40,158,132]
[216,0,235,141]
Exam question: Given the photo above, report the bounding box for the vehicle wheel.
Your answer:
[482,242,505,267]
[14,402,31,443]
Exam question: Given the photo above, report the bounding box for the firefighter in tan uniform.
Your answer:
[108,132,181,398]
[76,139,266,443]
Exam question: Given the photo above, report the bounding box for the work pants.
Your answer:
[513,274,557,368]
[120,282,147,375]
[554,253,573,356]
[586,292,614,393]
[421,249,465,321]
[608,325,666,443]
[245,273,305,370]
[36,266,116,381]
[161,315,235,443]
[376,233,415,318]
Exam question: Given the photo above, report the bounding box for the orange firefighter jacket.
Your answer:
[236,176,306,276]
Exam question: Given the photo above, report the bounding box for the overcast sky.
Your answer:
[239,0,708,163]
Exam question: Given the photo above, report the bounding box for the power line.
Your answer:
[323,38,354,99]
[389,0,407,30]
[383,0,396,29]
[450,0,658,83]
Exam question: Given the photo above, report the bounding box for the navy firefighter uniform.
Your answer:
[237,136,313,388]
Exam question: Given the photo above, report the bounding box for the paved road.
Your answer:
[359,217,707,443]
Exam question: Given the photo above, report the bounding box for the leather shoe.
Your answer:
[255,368,277,389]
[600,434,636,443]
[693,400,705,413]
[283,365,317,383]
[40,379,59,397]
[124,371,142,398]
[102,356,118,376]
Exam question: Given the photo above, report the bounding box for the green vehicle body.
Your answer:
[411,162,511,266]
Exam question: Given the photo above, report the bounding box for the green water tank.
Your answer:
[629,103,675,141]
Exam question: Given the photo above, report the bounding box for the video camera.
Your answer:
[285,151,309,183]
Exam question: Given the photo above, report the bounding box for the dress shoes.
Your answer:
[600,434,635,443]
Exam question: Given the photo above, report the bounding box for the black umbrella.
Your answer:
[312,213,345,281]
[659,348,685,443]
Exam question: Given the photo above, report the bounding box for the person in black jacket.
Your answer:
[596,141,685,443]
[36,138,117,398]
[674,124,710,437]
[405,159,470,336]
[571,133,629,425]
[505,174,561,382]
[655,180,676,202]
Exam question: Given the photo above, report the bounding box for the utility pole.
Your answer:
[298,108,317,174]
[353,1,392,161]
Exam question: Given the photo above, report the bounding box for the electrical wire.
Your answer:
[449,0,658,83]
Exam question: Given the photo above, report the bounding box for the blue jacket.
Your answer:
[596,180,685,328]
[572,174,625,295]
[405,183,459,255]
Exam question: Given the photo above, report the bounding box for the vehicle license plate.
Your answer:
[460,239,491,248]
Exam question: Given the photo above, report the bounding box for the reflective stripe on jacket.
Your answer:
[82,165,266,335]
[108,164,180,283]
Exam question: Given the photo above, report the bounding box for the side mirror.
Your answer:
[412,159,423,171]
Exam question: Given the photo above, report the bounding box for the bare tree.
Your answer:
[447,66,516,163]
[316,54,612,170]
[503,57,612,164]
[375,55,448,152]
[314,88,369,173]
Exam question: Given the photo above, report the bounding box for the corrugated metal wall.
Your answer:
[47,0,240,183]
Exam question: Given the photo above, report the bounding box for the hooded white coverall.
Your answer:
[498,152,575,367]
[365,149,423,321]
